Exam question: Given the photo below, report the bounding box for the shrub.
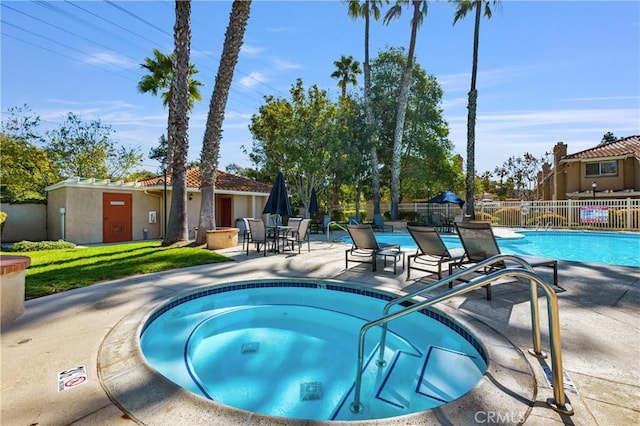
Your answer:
[331,209,346,222]
[398,210,421,222]
[9,240,76,252]
[474,211,497,223]
[492,207,520,225]
[526,213,568,227]
[614,208,640,228]
[341,210,368,223]
[0,211,6,224]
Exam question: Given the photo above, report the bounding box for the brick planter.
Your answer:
[206,228,239,250]
[1,255,30,323]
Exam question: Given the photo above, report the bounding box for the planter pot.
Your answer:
[1,255,30,323]
[206,228,239,250]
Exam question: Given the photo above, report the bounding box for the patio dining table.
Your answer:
[266,225,294,253]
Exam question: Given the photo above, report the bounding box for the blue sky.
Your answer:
[2,0,639,177]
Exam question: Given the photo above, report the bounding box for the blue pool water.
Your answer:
[140,281,487,421]
[348,231,640,267]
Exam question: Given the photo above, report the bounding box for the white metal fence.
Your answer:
[336,198,640,231]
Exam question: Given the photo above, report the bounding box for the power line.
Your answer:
[3,1,278,126]
[1,32,135,81]
[64,0,166,50]
[104,0,173,39]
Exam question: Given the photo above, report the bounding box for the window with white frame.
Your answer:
[585,160,617,177]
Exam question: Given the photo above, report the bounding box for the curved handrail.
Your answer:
[350,255,573,416]
[377,255,544,367]
[326,220,348,240]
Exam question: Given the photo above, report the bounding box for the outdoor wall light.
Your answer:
[188,194,194,201]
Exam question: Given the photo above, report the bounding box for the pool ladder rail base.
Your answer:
[350,254,575,418]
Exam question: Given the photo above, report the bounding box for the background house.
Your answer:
[537,136,640,201]
[45,167,271,244]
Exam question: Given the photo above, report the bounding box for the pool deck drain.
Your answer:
[1,228,639,425]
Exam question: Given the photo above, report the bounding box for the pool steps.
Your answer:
[350,254,574,416]
[332,344,481,420]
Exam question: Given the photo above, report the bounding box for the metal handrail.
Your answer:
[326,220,348,240]
[350,255,573,416]
[377,255,545,367]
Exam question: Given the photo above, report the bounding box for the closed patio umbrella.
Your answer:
[308,187,319,215]
[263,171,292,217]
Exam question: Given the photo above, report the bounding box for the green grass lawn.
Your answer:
[2,241,231,299]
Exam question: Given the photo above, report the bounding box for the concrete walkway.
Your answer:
[1,229,638,425]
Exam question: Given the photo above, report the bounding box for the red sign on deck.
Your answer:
[57,365,88,392]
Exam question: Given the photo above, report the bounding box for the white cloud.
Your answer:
[224,110,253,120]
[83,52,137,69]
[239,72,267,88]
[445,106,640,172]
[241,44,265,56]
[556,95,640,103]
[273,58,302,70]
[438,66,535,93]
[266,27,288,33]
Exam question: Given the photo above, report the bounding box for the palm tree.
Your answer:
[196,0,251,245]
[138,48,203,110]
[330,55,362,99]
[345,0,389,216]
[137,48,203,168]
[163,0,193,244]
[451,0,501,219]
[384,0,428,220]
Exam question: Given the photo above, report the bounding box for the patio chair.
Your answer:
[284,218,311,253]
[348,216,361,225]
[246,219,270,257]
[237,217,252,251]
[285,217,302,237]
[372,213,393,232]
[406,226,466,280]
[345,224,404,273]
[450,221,558,300]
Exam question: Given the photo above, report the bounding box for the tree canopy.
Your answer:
[247,48,461,213]
[1,105,143,201]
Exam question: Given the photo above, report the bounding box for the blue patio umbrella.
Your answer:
[427,191,465,208]
[308,187,319,214]
[262,171,292,217]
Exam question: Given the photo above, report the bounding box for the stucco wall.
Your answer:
[47,186,163,245]
[0,203,47,242]
[176,192,267,238]
[134,191,162,240]
[46,187,66,241]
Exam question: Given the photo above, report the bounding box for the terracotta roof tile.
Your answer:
[138,167,272,193]
[562,135,640,161]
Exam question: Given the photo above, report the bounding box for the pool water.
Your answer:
[140,283,487,421]
[366,231,640,267]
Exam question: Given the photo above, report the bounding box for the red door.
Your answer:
[103,193,132,243]
[221,197,232,227]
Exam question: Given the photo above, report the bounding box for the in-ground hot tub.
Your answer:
[99,278,536,425]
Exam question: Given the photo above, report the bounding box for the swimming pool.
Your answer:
[347,231,640,267]
[139,280,487,421]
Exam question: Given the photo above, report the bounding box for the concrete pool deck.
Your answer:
[1,227,639,425]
